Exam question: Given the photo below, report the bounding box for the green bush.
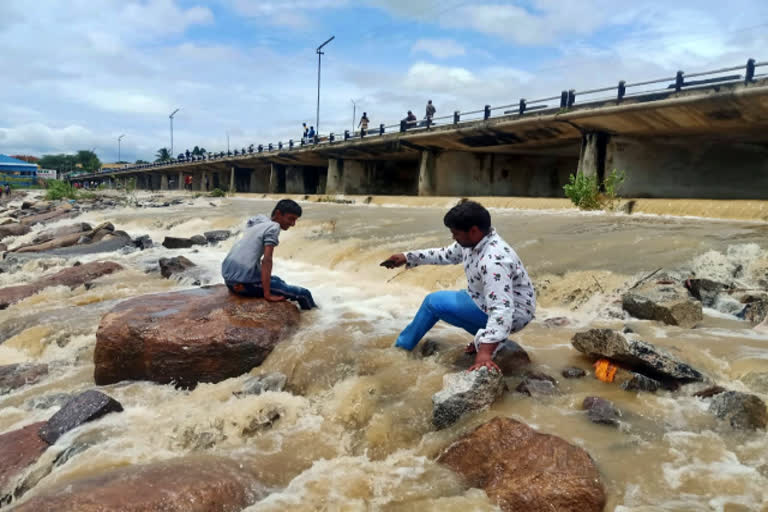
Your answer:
[209,188,227,197]
[563,172,601,210]
[44,180,78,200]
[563,169,625,211]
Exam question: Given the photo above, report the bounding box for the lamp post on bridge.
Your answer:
[316,35,335,136]
[169,107,181,156]
[117,134,125,164]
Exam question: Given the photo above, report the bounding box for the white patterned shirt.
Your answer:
[405,228,536,346]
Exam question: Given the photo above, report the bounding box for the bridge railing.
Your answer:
[67,58,766,181]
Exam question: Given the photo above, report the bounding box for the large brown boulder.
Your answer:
[0,261,123,310]
[19,204,74,226]
[12,456,266,512]
[0,422,50,503]
[0,223,31,241]
[437,417,606,512]
[13,222,111,253]
[94,285,300,387]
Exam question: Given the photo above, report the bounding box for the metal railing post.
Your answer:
[379,123,385,135]
[289,139,293,149]
[617,80,626,102]
[258,145,263,153]
[344,130,350,140]
[483,105,491,120]
[560,91,568,108]
[746,58,756,84]
[268,143,273,151]
[675,71,684,92]
[567,89,575,108]
[278,141,283,150]
[518,98,526,115]
[330,133,335,143]
[453,111,460,124]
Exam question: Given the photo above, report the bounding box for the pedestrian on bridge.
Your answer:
[425,100,436,124]
[307,126,316,142]
[404,110,417,130]
[358,112,370,136]
[302,123,308,143]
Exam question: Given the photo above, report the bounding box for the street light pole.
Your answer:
[351,99,357,132]
[316,35,335,136]
[118,134,125,163]
[169,107,181,156]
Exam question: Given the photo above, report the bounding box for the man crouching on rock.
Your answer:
[381,201,535,371]
[222,199,317,310]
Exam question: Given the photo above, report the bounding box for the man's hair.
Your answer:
[443,200,491,233]
[272,199,302,217]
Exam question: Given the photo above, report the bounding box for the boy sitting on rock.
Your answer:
[222,199,317,310]
[381,201,535,371]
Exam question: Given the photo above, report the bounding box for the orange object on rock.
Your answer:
[593,359,618,383]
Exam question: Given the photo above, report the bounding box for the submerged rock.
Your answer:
[708,391,767,430]
[622,282,703,328]
[204,230,232,243]
[0,363,48,394]
[159,255,196,279]
[162,236,196,249]
[515,372,559,396]
[437,417,606,512]
[562,367,587,379]
[571,329,704,384]
[190,234,208,246]
[620,372,662,393]
[684,278,728,307]
[583,396,621,427]
[0,222,31,241]
[12,456,266,512]
[94,285,300,387]
[234,372,287,397]
[38,390,124,444]
[693,385,727,398]
[0,422,50,504]
[432,367,504,430]
[742,299,768,325]
[0,261,123,310]
[132,234,153,250]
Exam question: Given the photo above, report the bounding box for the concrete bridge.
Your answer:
[70,59,768,199]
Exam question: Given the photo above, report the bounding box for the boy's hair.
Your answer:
[272,199,302,217]
[443,200,491,233]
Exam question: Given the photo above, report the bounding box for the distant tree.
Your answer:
[135,159,149,164]
[192,146,201,156]
[155,147,172,162]
[39,154,77,173]
[75,150,101,172]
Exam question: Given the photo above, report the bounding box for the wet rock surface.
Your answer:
[708,391,767,430]
[583,396,621,427]
[562,367,587,379]
[12,456,266,512]
[0,422,50,503]
[132,234,153,250]
[94,285,300,387]
[515,372,559,396]
[620,372,663,393]
[0,261,123,310]
[162,236,196,249]
[204,230,232,243]
[571,328,704,384]
[38,390,124,444]
[432,367,504,430]
[622,282,703,328]
[437,417,606,512]
[742,298,768,325]
[0,363,48,393]
[684,278,728,307]
[0,222,31,241]
[159,255,196,278]
[234,372,287,397]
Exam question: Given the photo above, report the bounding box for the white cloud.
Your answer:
[412,38,465,58]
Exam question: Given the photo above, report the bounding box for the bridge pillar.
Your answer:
[160,174,169,191]
[200,171,208,192]
[250,168,268,193]
[285,166,305,194]
[178,171,184,191]
[418,150,436,196]
[325,158,371,194]
[326,159,342,194]
[269,163,284,193]
[578,132,608,181]
[229,166,236,193]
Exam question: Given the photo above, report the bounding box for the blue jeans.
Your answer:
[226,276,317,310]
[395,290,488,350]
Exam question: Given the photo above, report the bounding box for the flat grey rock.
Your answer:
[622,282,702,328]
[432,367,504,430]
[709,391,767,430]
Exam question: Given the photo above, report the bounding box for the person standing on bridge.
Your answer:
[358,112,370,136]
[381,201,535,372]
[302,123,308,143]
[307,126,316,142]
[222,199,318,310]
[425,100,436,125]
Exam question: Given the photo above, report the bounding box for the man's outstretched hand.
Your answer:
[264,294,286,302]
[380,253,407,269]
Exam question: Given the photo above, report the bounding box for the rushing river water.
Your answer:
[1,193,768,511]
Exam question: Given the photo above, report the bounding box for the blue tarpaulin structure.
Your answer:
[0,154,38,187]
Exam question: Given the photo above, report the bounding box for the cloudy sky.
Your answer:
[0,0,766,162]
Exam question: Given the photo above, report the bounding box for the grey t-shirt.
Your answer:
[221,215,280,284]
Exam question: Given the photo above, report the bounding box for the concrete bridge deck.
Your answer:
[70,61,768,199]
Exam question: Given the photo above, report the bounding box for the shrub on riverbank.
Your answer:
[44,181,78,200]
[209,188,227,197]
[564,170,625,210]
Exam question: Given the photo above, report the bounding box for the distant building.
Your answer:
[0,154,38,187]
[37,168,58,180]
[100,163,126,172]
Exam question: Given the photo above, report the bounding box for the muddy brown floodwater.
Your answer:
[1,193,767,511]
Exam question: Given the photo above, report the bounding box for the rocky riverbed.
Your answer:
[0,190,766,511]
